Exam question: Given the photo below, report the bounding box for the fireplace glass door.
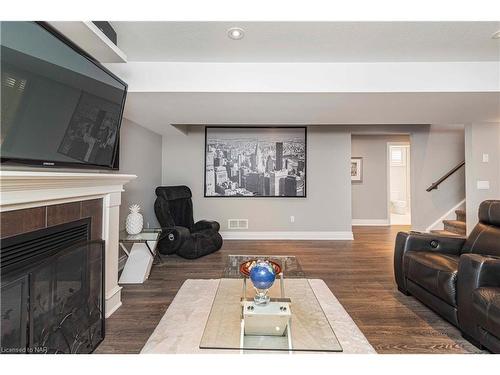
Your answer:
[1,219,105,354]
[1,275,29,353]
[30,242,104,353]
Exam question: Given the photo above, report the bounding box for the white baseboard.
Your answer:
[352,219,390,226]
[105,285,123,318]
[105,301,122,319]
[425,199,466,232]
[220,231,354,240]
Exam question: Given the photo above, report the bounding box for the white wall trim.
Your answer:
[0,171,136,211]
[105,300,122,319]
[220,231,353,240]
[106,62,499,93]
[48,21,127,63]
[352,219,390,226]
[425,198,466,232]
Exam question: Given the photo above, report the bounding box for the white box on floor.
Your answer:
[119,241,156,284]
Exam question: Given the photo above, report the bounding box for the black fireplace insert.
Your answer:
[1,218,105,354]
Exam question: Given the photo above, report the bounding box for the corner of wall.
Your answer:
[464,123,500,235]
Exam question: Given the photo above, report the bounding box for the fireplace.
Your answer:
[1,219,105,354]
[0,171,136,320]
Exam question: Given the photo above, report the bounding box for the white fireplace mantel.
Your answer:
[0,171,136,210]
[0,170,137,317]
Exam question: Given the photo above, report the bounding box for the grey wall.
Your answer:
[118,118,163,229]
[465,123,500,233]
[345,125,465,230]
[410,124,465,231]
[162,126,352,233]
[351,134,410,221]
[5,121,463,234]
[160,124,465,233]
[2,116,163,230]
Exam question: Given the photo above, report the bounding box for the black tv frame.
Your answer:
[204,125,307,198]
[0,21,128,170]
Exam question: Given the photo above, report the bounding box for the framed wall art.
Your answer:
[351,157,363,182]
[204,126,306,197]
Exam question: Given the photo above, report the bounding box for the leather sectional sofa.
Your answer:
[394,200,500,353]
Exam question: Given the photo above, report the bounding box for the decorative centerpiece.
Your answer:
[240,259,281,305]
[125,204,144,235]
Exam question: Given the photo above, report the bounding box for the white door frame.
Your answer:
[387,142,411,225]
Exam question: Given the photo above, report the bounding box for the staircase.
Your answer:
[431,209,466,236]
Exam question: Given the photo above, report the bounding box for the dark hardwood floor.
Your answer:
[96,226,482,354]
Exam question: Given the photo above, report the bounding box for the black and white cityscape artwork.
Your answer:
[205,127,306,197]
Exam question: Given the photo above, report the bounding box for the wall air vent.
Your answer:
[228,219,248,230]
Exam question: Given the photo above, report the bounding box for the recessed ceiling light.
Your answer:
[228,27,244,40]
[492,30,500,39]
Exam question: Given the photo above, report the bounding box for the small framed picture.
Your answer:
[351,157,363,182]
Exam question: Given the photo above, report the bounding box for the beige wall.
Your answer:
[346,124,465,231]
[0,117,163,230]
[465,123,500,233]
[162,126,352,233]
[159,124,465,234]
[3,122,464,234]
[410,124,466,231]
[119,118,163,229]
[351,134,410,221]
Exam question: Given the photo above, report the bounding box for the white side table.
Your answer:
[118,229,162,284]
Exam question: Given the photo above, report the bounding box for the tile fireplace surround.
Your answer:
[0,171,136,317]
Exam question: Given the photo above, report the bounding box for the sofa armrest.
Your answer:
[401,231,466,254]
[458,254,500,291]
[457,254,500,338]
[394,231,466,292]
[193,220,220,233]
[157,226,191,255]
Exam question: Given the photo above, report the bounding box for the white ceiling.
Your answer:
[112,21,500,62]
[103,22,500,133]
[122,92,500,135]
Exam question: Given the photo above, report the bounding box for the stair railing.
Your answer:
[426,161,465,192]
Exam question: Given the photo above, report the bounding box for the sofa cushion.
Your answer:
[404,251,459,306]
[478,200,500,227]
[462,200,500,257]
[472,287,500,340]
[176,229,223,260]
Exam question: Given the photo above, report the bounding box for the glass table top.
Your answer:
[223,254,305,279]
[119,228,162,242]
[199,277,342,352]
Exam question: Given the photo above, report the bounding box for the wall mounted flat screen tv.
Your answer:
[0,22,127,170]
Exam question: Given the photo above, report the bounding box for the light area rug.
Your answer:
[141,279,376,354]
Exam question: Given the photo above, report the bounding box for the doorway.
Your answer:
[387,143,411,225]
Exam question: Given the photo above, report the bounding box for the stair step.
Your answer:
[455,209,466,222]
[443,219,467,235]
[430,230,463,237]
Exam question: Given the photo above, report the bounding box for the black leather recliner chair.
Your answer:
[394,200,500,353]
[154,186,223,259]
[457,202,500,352]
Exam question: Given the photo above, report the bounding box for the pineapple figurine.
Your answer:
[125,204,143,235]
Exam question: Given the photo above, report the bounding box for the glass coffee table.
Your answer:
[200,255,342,352]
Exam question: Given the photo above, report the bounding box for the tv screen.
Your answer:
[0,22,127,169]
